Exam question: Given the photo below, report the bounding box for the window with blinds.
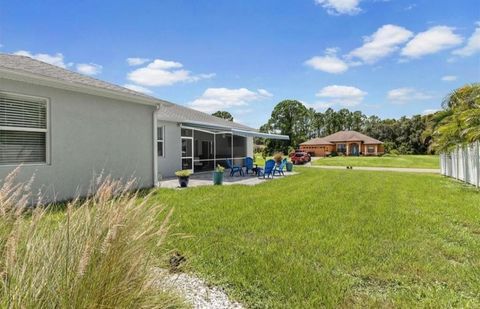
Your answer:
[0,92,48,165]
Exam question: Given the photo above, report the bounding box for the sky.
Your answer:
[0,0,479,128]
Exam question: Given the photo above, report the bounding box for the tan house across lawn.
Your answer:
[300,130,384,157]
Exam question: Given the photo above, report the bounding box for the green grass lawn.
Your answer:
[313,155,439,169]
[155,168,480,307]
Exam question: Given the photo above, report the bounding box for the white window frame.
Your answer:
[0,91,50,166]
[157,125,165,158]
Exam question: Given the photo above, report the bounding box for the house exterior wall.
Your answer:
[157,120,182,179]
[299,144,334,157]
[363,144,385,156]
[300,143,384,156]
[378,144,385,154]
[0,78,155,202]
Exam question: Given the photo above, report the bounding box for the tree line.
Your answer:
[257,100,431,155]
[212,84,479,155]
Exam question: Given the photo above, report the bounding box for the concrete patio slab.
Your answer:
[158,171,297,189]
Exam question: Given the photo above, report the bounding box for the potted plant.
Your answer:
[213,165,225,185]
[286,160,293,172]
[175,170,191,188]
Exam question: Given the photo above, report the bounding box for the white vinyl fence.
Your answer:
[440,141,480,188]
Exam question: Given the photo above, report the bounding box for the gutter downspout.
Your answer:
[153,104,160,187]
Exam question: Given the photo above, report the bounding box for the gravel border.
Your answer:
[153,268,243,309]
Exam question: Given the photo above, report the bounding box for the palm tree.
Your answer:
[423,109,454,152]
[429,83,480,152]
[460,108,480,142]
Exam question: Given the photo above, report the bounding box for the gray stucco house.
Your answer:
[0,54,287,201]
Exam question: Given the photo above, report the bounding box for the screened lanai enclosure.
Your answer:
[180,126,250,173]
[155,105,289,178]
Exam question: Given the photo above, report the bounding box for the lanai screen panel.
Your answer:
[193,130,214,172]
[233,135,247,166]
[215,132,232,168]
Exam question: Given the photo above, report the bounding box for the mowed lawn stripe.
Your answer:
[155,168,480,307]
[312,155,440,169]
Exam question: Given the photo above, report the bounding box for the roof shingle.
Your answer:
[301,130,382,145]
[158,104,256,131]
[0,53,257,132]
[0,53,164,104]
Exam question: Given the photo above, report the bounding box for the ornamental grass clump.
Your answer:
[0,167,182,308]
[273,152,283,163]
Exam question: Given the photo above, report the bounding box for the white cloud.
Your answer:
[123,84,153,94]
[257,89,273,97]
[127,59,214,87]
[76,63,102,75]
[14,50,66,68]
[452,23,480,57]
[315,85,367,107]
[189,73,217,82]
[441,75,457,82]
[401,26,463,58]
[305,48,349,73]
[348,25,413,64]
[387,87,433,103]
[126,57,150,66]
[422,109,440,115]
[190,88,273,113]
[234,108,254,115]
[404,4,417,11]
[314,0,361,15]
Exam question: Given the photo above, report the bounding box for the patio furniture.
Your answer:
[257,159,275,178]
[273,158,287,176]
[245,157,254,175]
[226,159,244,176]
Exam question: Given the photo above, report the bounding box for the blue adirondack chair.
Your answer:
[245,157,254,175]
[226,159,244,176]
[257,159,275,178]
[273,158,287,176]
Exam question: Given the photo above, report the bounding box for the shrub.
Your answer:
[261,147,269,159]
[330,151,338,157]
[388,149,400,156]
[0,168,182,308]
[253,145,264,154]
[175,170,192,177]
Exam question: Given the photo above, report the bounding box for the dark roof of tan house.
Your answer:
[301,130,383,145]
